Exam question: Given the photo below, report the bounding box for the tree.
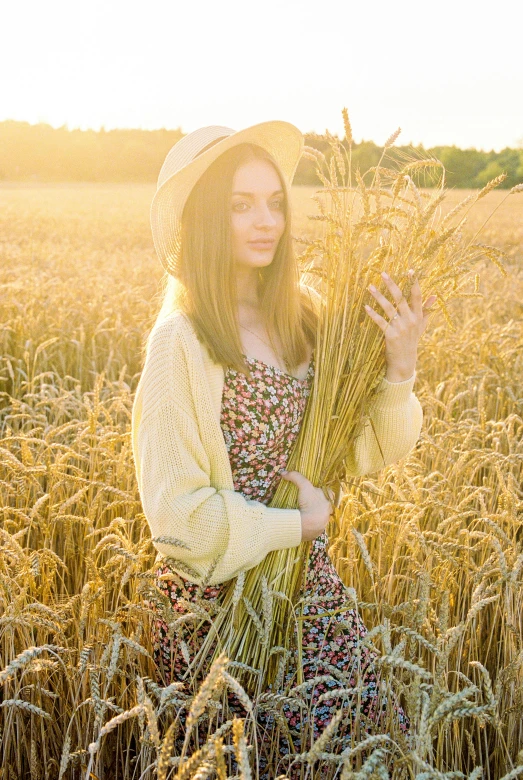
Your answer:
[433,146,485,188]
[474,160,505,188]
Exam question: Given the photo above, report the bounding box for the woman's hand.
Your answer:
[365,270,436,383]
[280,469,333,543]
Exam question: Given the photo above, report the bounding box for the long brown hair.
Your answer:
[150,143,317,379]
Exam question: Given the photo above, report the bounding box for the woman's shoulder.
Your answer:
[138,311,200,419]
[146,310,196,357]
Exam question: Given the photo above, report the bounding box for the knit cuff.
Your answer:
[264,507,302,550]
[370,372,417,410]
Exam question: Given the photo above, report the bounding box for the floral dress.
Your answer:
[147,349,408,776]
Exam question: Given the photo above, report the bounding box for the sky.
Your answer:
[2,0,522,152]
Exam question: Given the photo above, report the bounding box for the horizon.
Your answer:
[1,117,518,156]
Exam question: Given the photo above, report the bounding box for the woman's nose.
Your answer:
[253,203,277,228]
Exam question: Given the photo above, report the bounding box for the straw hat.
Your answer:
[150,121,304,277]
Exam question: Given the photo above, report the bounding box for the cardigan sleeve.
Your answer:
[344,372,423,476]
[134,397,303,587]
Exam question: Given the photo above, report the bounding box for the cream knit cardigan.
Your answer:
[131,292,423,586]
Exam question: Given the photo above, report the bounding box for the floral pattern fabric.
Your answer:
[146,350,408,775]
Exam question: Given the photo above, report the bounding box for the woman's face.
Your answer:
[230,157,286,271]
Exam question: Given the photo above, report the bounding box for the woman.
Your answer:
[132,122,435,774]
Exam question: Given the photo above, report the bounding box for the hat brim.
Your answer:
[150,120,304,277]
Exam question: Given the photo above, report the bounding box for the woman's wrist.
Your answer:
[385,366,416,383]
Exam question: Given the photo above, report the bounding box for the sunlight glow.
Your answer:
[2,0,522,152]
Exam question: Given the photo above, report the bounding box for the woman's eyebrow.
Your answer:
[232,189,284,197]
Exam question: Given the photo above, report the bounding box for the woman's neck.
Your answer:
[237,297,260,310]
[236,266,261,309]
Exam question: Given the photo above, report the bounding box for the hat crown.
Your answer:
[157,125,235,189]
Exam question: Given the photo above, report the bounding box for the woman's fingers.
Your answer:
[409,276,424,319]
[370,272,419,321]
[380,271,411,314]
[422,294,437,315]
[368,271,437,334]
[368,283,398,320]
[364,303,389,333]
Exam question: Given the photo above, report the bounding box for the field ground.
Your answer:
[0,183,522,779]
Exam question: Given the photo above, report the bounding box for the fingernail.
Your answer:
[280,469,288,475]
[408,269,415,277]
[369,284,376,292]
[381,272,389,279]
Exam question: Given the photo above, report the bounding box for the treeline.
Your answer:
[295,135,523,189]
[1,120,522,189]
[0,121,184,183]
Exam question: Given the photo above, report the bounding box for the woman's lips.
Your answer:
[248,240,275,250]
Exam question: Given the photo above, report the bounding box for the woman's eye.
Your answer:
[232,202,249,212]
[270,200,284,210]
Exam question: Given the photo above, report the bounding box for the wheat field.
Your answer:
[0,182,522,779]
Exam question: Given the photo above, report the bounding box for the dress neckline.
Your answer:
[242,352,314,384]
